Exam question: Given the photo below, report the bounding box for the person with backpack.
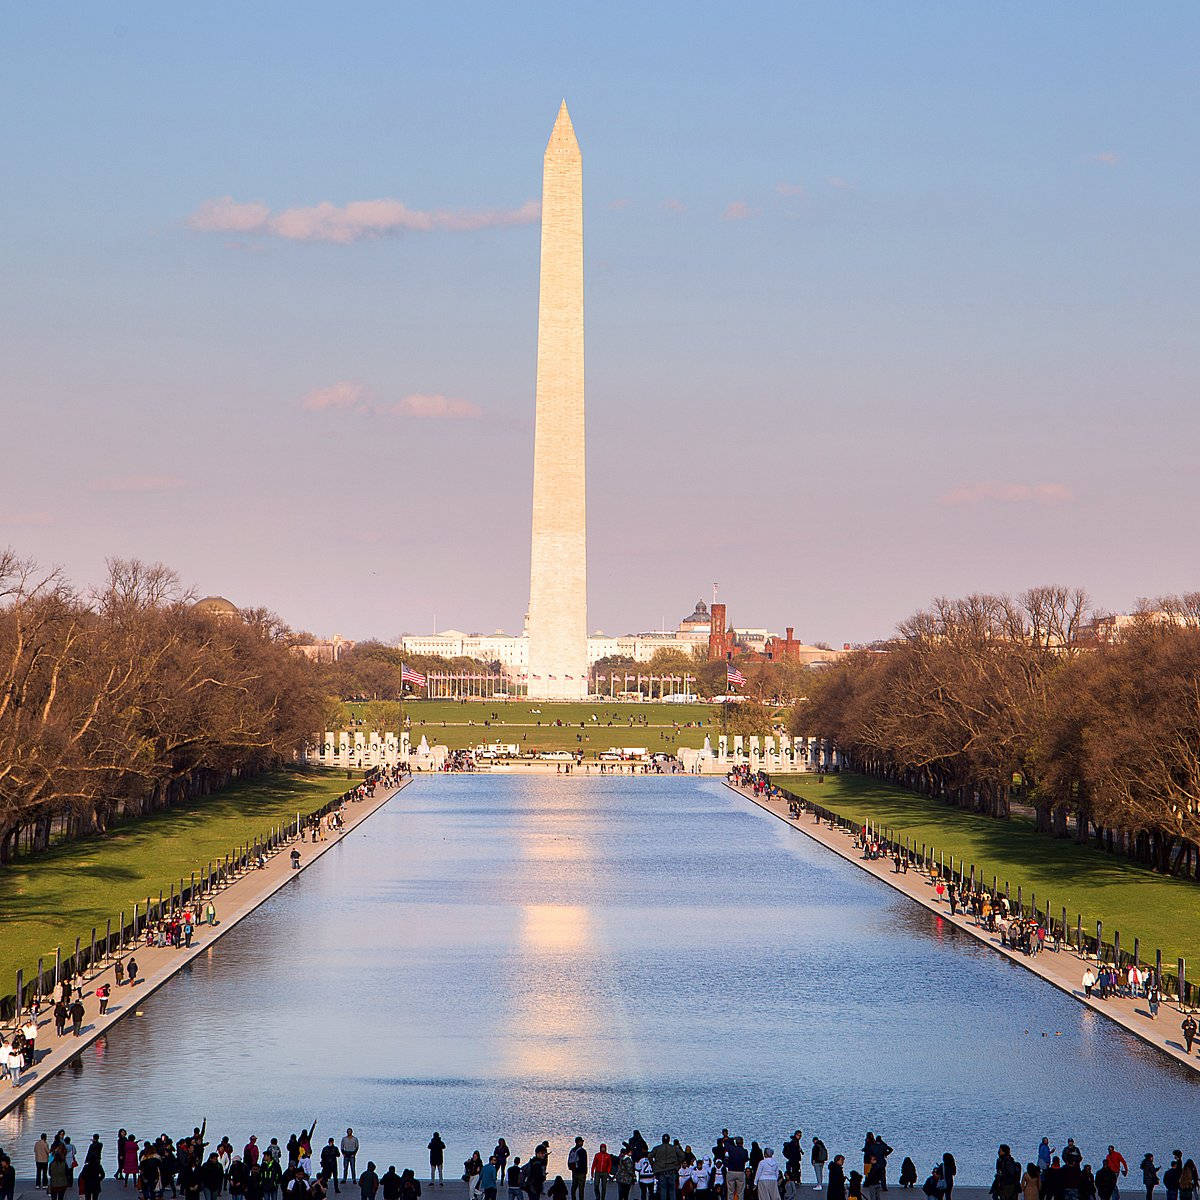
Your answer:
[507,1158,524,1200]
[569,1141,589,1200]
[992,1148,1021,1200]
[811,1144,828,1193]
[428,1138,445,1189]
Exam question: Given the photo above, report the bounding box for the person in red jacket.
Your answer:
[593,1147,615,1200]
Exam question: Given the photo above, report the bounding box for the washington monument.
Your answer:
[526,102,588,700]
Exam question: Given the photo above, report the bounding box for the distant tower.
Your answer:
[526,102,588,700]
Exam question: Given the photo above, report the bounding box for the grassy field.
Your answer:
[774,773,1200,965]
[344,699,724,752]
[0,769,356,991]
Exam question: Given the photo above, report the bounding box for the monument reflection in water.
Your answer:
[2,775,1198,1182]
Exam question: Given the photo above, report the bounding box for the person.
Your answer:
[755,1151,781,1200]
[97,984,111,1015]
[811,1144,828,1194]
[942,1154,956,1200]
[652,1138,683,1200]
[1163,1157,1182,1200]
[127,957,139,987]
[202,1154,225,1200]
[342,1132,360,1185]
[290,849,302,870]
[53,1000,68,1037]
[784,1136,804,1193]
[399,1170,421,1200]
[726,1141,750,1200]
[0,1153,17,1200]
[1021,1166,1040,1200]
[478,1159,499,1200]
[508,1159,524,1200]
[864,1154,884,1200]
[570,1140,590,1200]
[550,1180,569,1200]
[1039,1145,1056,1173]
[22,1015,38,1068]
[827,1159,846,1200]
[49,1146,73,1200]
[360,1164,379,1200]
[115,961,125,987]
[428,1136,445,1188]
[36,1133,51,1188]
[899,1162,917,1191]
[921,1168,944,1200]
[465,1152,483,1200]
[636,1155,655,1200]
[382,1170,402,1200]
[593,1146,614,1200]
[1183,1016,1197,1054]
[70,996,85,1035]
[526,1149,548,1200]
[494,1144,510,1183]
[1142,1156,1160,1200]
[1177,1162,1196,1200]
[321,1141,341,1194]
[1106,1149,1129,1200]
[992,1147,1020,1200]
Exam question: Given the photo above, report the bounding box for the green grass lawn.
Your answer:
[343,699,723,751]
[773,773,1200,965]
[0,769,356,991]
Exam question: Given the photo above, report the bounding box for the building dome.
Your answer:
[679,599,710,627]
[192,595,240,620]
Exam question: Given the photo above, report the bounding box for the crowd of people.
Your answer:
[17,1125,1191,1200]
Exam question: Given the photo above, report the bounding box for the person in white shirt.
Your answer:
[21,1019,37,1070]
[636,1158,655,1200]
[755,1151,781,1200]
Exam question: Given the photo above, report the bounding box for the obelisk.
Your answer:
[526,101,588,701]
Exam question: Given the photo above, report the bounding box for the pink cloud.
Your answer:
[189,196,539,244]
[608,198,632,211]
[1086,151,1120,166]
[187,197,271,234]
[663,198,687,214]
[302,382,480,420]
[775,181,805,196]
[92,474,185,493]
[828,176,853,190]
[940,482,1074,507]
[302,381,371,412]
[381,394,482,419]
[722,201,752,221]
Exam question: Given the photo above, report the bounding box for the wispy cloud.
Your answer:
[302,381,370,413]
[940,482,1074,507]
[608,198,631,211]
[1086,151,1120,166]
[775,181,805,197]
[828,176,853,190]
[302,381,481,420]
[189,196,540,244]
[663,198,687,214]
[0,511,54,527]
[92,474,185,494]
[722,201,752,222]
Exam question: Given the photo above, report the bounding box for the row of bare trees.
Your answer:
[792,586,1200,877]
[0,551,329,864]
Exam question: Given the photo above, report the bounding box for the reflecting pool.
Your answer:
[3,775,1198,1182]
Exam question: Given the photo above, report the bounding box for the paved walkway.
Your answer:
[0,778,409,1119]
[726,781,1200,1074]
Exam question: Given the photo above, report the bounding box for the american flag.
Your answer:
[401,664,426,688]
[727,663,747,687]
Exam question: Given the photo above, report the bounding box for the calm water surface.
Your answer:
[4,776,1199,1182]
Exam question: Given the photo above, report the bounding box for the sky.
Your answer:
[2,3,1198,644]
